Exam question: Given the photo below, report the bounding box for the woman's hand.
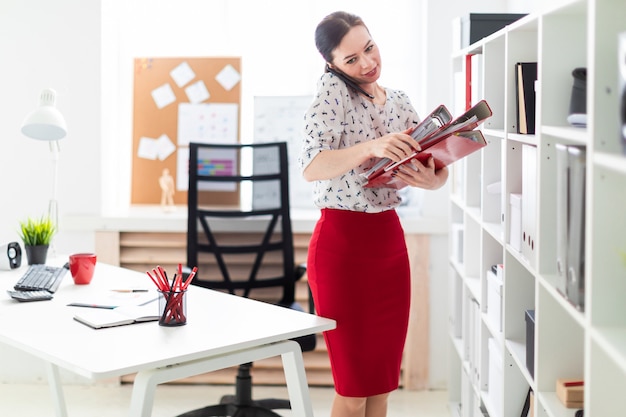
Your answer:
[393,155,449,190]
[368,128,420,162]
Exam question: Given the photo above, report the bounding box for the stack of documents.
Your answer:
[362,100,492,189]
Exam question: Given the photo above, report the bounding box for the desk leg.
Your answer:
[128,371,156,417]
[281,346,313,417]
[128,340,313,417]
[45,362,68,417]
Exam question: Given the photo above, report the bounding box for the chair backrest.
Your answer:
[186,141,297,306]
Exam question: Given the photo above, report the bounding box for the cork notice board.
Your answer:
[131,57,242,205]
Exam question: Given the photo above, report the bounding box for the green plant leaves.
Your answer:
[18,216,56,246]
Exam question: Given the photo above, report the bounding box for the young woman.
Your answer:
[299,11,448,417]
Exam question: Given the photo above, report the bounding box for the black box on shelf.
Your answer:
[461,13,528,47]
[525,309,535,378]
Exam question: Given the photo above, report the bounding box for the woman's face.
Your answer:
[330,25,381,84]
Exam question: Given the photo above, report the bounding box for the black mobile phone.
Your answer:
[326,65,375,99]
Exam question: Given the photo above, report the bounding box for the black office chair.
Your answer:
[180,141,315,417]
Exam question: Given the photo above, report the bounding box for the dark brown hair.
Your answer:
[314,11,367,64]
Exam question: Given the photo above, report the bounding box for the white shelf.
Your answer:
[447,1,626,416]
[482,221,503,244]
[590,327,626,374]
[482,128,506,139]
[594,151,626,175]
[506,339,531,385]
[538,274,586,328]
[506,132,538,145]
[465,276,481,305]
[541,125,588,143]
[536,391,579,417]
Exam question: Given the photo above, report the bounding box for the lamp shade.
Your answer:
[21,88,67,141]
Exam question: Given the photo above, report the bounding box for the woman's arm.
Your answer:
[302,130,419,182]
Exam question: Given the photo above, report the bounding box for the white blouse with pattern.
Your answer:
[299,72,420,213]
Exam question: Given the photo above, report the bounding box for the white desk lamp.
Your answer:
[21,88,67,229]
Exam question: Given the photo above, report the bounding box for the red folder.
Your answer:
[363,100,492,189]
[365,130,487,188]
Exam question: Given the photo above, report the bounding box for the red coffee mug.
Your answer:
[69,253,97,285]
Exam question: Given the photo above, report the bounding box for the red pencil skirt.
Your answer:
[307,208,411,397]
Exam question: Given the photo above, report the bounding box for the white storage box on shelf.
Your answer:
[509,193,522,252]
[487,267,503,333]
[451,223,464,264]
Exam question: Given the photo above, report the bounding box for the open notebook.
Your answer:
[73,300,160,329]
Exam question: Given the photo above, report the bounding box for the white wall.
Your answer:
[0,0,101,384]
[0,0,538,388]
[0,0,101,255]
[2,0,540,245]
[100,0,424,213]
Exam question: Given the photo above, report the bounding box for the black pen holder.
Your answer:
[158,289,187,326]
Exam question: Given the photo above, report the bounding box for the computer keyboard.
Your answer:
[7,290,54,302]
[14,264,68,293]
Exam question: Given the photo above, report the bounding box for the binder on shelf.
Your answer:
[555,144,569,296]
[487,268,503,332]
[509,193,522,252]
[525,309,535,378]
[449,274,463,338]
[465,54,483,110]
[521,145,537,267]
[462,294,473,360]
[515,62,538,134]
[554,144,587,310]
[566,146,586,311]
[465,54,473,110]
[470,54,483,109]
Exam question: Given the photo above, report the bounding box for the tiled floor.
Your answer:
[0,382,450,416]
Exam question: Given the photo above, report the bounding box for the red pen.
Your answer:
[146,270,164,290]
[182,266,198,290]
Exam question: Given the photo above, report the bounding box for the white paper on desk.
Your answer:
[151,83,176,109]
[170,61,195,88]
[68,290,159,309]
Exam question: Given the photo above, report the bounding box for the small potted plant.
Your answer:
[18,215,56,265]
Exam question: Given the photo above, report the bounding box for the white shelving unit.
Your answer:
[448,1,626,417]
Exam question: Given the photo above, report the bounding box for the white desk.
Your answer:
[0,260,335,417]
